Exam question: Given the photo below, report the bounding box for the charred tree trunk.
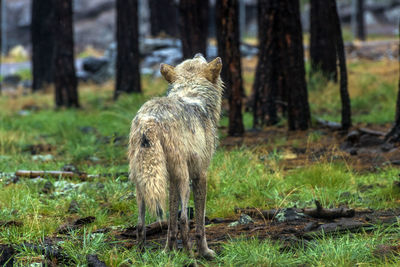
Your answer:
[216,0,244,136]
[31,0,55,91]
[331,0,352,130]
[355,0,366,41]
[149,0,178,37]
[53,0,79,108]
[385,20,400,142]
[252,0,280,127]
[179,0,209,59]
[309,0,337,81]
[115,0,141,99]
[280,0,310,130]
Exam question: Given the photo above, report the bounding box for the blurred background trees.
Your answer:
[115,0,141,99]
[0,0,398,135]
[53,0,78,108]
[216,0,244,136]
[179,0,209,58]
[31,0,54,92]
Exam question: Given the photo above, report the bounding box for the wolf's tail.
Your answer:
[129,120,167,218]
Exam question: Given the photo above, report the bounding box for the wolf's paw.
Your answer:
[199,248,216,260]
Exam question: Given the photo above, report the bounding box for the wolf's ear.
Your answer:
[160,63,177,83]
[204,57,222,83]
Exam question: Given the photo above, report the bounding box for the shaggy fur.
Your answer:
[128,54,223,258]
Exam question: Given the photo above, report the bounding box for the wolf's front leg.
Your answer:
[137,196,146,250]
[166,182,179,251]
[192,173,215,259]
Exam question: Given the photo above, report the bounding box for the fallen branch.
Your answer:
[234,207,279,220]
[302,201,355,220]
[236,202,355,221]
[357,127,387,137]
[15,170,91,180]
[15,170,129,181]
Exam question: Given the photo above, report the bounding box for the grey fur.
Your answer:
[128,55,223,259]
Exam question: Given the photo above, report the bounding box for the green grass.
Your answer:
[0,62,400,265]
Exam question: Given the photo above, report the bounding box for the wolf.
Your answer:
[128,54,223,259]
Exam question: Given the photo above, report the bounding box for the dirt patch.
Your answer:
[112,207,400,252]
[220,125,400,173]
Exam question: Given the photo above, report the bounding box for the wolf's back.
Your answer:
[129,118,167,217]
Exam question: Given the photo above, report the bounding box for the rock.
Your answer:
[346,130,360,144]
[3,74,21,87]
[275,208,306,222]
[87,254,107,267]
[152,47,182,65]
[82,57,109,73]
[349,148,358,155]
[140,38,181,55]
[0,244,15,267]
[61,164,78,172]
[229,213,254,227]
[41,181,54,194]
[32,154,54,161]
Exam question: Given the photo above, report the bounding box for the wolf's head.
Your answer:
[160,54,222,85]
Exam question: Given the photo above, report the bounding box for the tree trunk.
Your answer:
[179,0,209,59]
[149,0,178,37]
[385,19,400,142]
[355,0,366,41]
[53,0,79,108]
[115,0,141,99]
[309,0,338,81]
[252,0,281,127]
[31,0,55,91]
[331,0,352,130]
[216,0,244,136]
[280,0,310,130]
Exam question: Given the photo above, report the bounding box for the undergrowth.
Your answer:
[0,61,399,265]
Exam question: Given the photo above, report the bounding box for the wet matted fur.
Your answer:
[128,54,223,258]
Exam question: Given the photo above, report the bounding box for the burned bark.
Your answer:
[149,0,178,37]
[115,0,141,99]
[179,0,209,59]
[252,0,280,127]
[355,0,366,41]
[252,0,309,131]
[280,0,310,130]
[309,0,338,81]
[331,0,352,130]
[216,0,244,136]
[385,20,400,142]
[53,0,79,108]
[31,0,55,91]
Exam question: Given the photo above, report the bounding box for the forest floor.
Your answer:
[0,59,399,266]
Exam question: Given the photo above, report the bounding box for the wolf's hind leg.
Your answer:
[166,182,179,251]
[137,195,146,250]
[192,172,215,259]
[178,174,192,253]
